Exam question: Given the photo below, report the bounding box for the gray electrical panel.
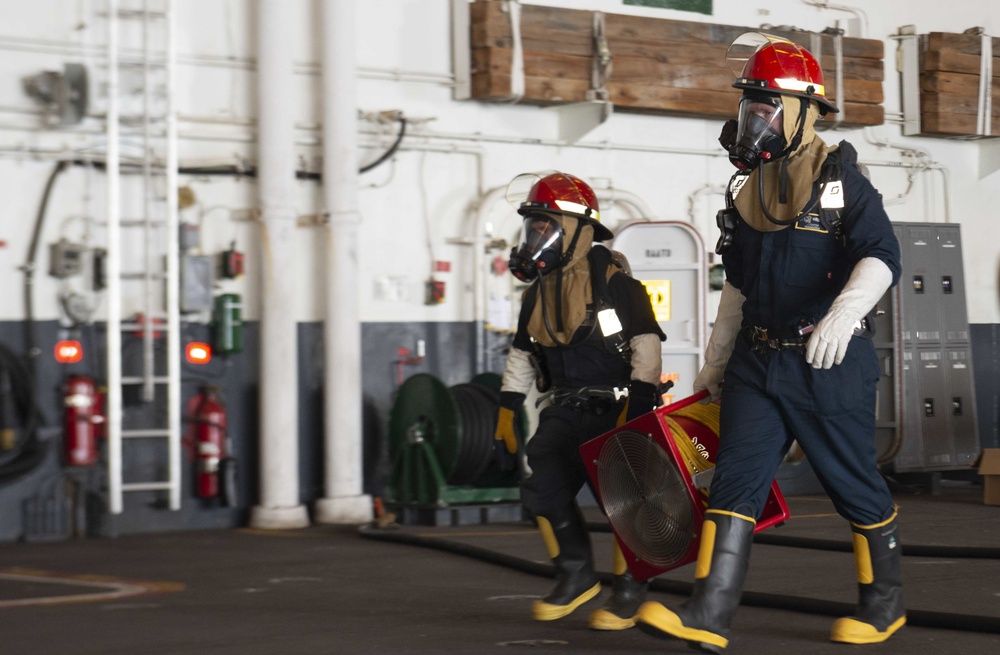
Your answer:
[873,223,979,472]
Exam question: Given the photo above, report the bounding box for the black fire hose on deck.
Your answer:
[358,524,1000,635]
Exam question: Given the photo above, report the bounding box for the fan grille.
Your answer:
[597,429,695,567]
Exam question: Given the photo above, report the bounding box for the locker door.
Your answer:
[894,349,923,472]
[901,226,941,346]
[914,348,954,469]
[934,227,970,343]
[944,347,979,467]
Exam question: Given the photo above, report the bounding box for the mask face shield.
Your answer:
[508,214,564,281]
[730,95,785,171]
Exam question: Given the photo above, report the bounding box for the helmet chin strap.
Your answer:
[759,98,818,227]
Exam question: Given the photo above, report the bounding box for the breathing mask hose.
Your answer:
[536,225,597,348]
[757,166,824,228]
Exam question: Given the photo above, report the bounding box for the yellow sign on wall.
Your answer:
[642,279,671,322]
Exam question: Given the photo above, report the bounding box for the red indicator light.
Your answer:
[54,340,83,364]
[185,342,212,365]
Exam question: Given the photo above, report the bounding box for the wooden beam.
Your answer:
[925,32,1000,56]
[921,71,1000,97]
[466,1,885,127]
[920,111,1000,136]
[921,49,1000,77]
[922,92,1000,117]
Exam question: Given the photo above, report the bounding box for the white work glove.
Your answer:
[693,281,745,402]
[805,257,892,369]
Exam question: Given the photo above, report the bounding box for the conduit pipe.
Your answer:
[249,0,309,530]
[314,0,372,524]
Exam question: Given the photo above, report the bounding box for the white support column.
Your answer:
[314,0,372,524]
[249,0,309,530]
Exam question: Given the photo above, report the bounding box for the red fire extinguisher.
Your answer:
[64,375,102,466]
[187,385,231,500]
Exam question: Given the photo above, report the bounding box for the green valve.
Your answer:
[213,293,243,355]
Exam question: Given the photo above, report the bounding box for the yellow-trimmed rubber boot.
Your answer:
[532,509,601,621]
[636,510,755,653]
[830,512,906,644]
[588,540,648,630]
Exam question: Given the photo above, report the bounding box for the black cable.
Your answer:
[359,117,407,174]
[22,161,70,374]
[357,524,1000,635]
[585,520,1000,560]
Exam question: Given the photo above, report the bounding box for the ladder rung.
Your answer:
[120,272,167,281]
[120,322,170,332]
[122,429,171,438]
[117,60,168,70]
[120,219,168,227]
[118,114,169,124]
[122,482,173,493]
[121,376,169,385]
[117,9,167,19]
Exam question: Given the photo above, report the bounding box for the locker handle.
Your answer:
[882,355,892,377]
[952,397,962,416]
[923,398,934,417]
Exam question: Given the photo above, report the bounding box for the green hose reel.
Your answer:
[386,373,523,507]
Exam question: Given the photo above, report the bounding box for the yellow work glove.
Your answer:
[493,391,525,471]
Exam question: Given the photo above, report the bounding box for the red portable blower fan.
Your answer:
[580,391,790,581]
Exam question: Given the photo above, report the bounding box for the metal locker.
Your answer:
[889,223,979,473]
[893,349,922,472]
[934,227,970,343]
[874,345,899,464]
[899,225,941,346]
[944,347,979,467]
[914,348,955,469]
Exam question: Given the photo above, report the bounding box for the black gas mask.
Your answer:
[508,214,565,282]
[724,94,785,171]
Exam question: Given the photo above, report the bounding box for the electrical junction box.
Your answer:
[180,254,215,313]
[978,449,1000,506]
[49,239,87,278]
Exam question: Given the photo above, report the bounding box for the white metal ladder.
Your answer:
[104,0,181,514]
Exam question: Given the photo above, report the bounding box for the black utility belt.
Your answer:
[552,386,628,415]
[742,326,808,353]
[742,317,871,354]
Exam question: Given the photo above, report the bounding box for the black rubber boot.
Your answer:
[532,506,601,621]
[588,567,648,630]
[636,510,755,653]
[830,513,906,644]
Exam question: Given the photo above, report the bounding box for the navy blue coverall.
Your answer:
[710,147,902,526]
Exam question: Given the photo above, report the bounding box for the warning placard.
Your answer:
[641,279,671,322]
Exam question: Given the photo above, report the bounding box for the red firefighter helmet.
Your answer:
[506,171,613,242]
[727,32,839,114]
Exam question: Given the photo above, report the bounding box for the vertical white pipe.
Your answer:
[106,0,123,515]
[249,0,309,529]
[314,0,372,524]
[165,0,182,511]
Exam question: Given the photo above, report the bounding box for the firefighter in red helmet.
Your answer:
[495,171,665,630]
[636,34,904,650]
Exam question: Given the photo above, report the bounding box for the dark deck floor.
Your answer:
[1,484,998,654]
